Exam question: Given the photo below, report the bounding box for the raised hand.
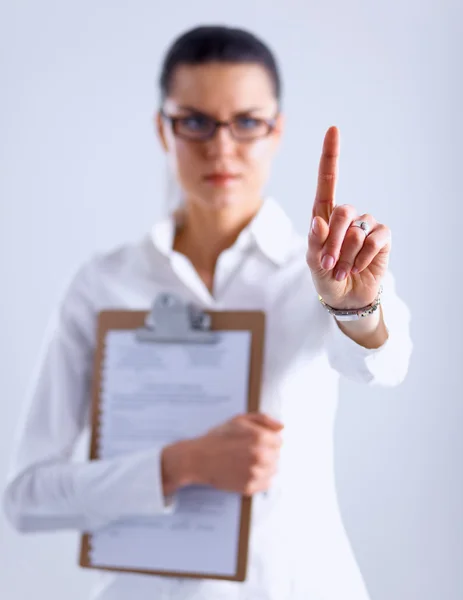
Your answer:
[306,126,391,310]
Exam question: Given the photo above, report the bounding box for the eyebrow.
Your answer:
[175,105,265,116]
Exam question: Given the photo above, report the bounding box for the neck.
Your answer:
[173,196,263,281]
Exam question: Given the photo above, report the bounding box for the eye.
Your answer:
[234,117,261,130]
[178,115,211,131]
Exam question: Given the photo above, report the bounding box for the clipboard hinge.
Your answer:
[135,293,218,344]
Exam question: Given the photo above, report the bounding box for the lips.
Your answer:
[203,173,239,183]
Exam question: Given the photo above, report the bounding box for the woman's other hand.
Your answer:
[161,413,283,496]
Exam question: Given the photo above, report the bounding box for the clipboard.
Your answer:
[79,292,266,582]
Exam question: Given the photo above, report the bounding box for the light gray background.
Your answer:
[1,1,462,599]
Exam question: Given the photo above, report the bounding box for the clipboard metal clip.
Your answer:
[136,293,219,344]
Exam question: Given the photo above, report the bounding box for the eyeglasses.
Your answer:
[160,109,278,142]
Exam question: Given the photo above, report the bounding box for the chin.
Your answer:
[199,189,248,211]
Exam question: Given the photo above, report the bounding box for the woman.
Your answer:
[3,25,412,600]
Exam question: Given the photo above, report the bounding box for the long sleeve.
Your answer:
[2,264,174,534]
[324,269,413,386]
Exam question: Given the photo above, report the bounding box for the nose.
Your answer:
[204,125,237,158]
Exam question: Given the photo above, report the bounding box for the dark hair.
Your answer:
[159,25,281,103]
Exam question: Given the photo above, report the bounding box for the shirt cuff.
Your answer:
[76,446,177,531]
[325,281,412,386]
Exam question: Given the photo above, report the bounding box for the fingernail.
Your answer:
[311,217,319,235]
[352,266,359,274]
[335,269,347,281]
[321,255,335,270]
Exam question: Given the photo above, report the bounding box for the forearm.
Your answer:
[335,306,388,349]
[4,448,173,533]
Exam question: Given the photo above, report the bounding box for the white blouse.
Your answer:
[2,198,412,600]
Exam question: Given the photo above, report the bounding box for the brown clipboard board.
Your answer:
[79,292,265,582]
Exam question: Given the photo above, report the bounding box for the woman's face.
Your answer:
[157,62,283,212]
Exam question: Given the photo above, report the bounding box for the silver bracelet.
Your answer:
[318,285,383,322]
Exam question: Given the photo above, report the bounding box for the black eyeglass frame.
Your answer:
[159,108,279,142]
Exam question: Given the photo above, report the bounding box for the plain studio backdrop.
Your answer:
[1,1,462,599]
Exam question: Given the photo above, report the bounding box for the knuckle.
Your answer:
[348,227,367,245]
[236,413,249,424]
[250,464,261,479]
[334,204,355,220]
[365,237,381,252]
[324,237,343,255]
[322,146,339,159]
[359,212,373,222]
[378,224,391,240]
[382,224,391,235]
[337,259,353,271]
[306,246,318,268]
[255,429,269,446]
[230,415,244,428]
[324,240,339,254]
[353,255,367,269]
[242,482,252,496]
[248,446,259,463]
[243,481,254,496]
[319,171,336,183]
[243,466,260,492]
[248,428,261,444]
[250,446,265,465]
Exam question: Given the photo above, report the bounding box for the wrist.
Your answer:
[336,306,388,349]
[337,305,381,332]
[319,285,383,321]
[161,439,200,495]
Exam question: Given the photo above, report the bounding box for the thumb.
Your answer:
[307,216,330,272]
[246,412,284,431]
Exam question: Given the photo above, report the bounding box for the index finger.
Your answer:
[313,126,340,222]
[246,412,284,432]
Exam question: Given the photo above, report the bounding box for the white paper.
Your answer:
[90,329,252,576]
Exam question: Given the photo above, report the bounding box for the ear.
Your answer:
[273,112,285,140]
[155,111,169,152]
[269,112,284,152]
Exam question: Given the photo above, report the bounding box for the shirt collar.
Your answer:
[248,197,295,265]
[150,197,296,267]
